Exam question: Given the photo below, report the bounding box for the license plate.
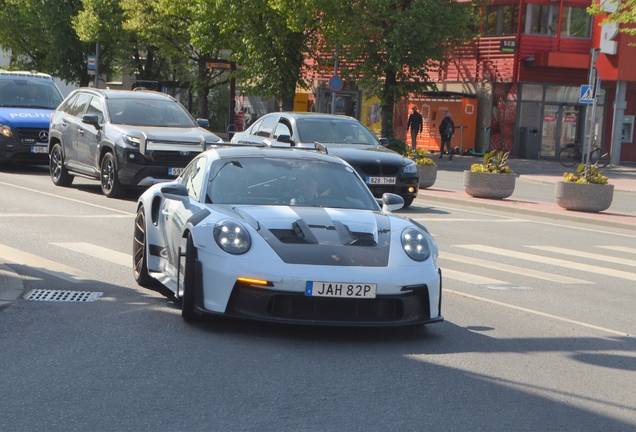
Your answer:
[168,167,184,176]
[366,176,396,185]
[31,146,48,154]
[306,281,376,298]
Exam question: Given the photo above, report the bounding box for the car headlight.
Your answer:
[123,135,141,146]
[401,227,431,261]
[0,123,13,138]
[213,220,251,255]
[403,162,417,174]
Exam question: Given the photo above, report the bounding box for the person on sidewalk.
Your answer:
[438,111,455,160]
[406,106,423,151]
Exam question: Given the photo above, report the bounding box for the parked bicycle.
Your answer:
[558,141,610,168]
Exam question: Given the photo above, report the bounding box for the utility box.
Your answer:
[519,127,540,159]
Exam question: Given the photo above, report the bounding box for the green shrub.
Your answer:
[470,150,514,174]
[563,163,609,184]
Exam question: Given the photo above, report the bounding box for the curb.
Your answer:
[0,263,25,310]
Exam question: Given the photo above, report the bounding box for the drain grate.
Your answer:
[24,289,103,302]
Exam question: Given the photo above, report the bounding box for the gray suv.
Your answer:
[48,89,220,197]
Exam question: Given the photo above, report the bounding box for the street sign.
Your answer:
[329,75,343,93]
[87,55,96,71]
[579,85,594,104]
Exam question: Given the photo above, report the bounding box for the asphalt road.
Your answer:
[1,164,635,431]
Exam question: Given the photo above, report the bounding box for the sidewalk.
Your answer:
[416,155,636,231]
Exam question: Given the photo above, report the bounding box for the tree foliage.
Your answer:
[588,0,636,37]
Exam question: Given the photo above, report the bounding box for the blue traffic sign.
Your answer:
[329,75,343,92]
[580,85,594,104]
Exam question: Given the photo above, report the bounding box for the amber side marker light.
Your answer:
[237,277,270,286]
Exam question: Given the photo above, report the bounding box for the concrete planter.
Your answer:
[463,171,516,199]
[417,164,437,189]
[555,181,614,212]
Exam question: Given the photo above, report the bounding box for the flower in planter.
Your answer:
[470,150,513,174]
[406,148,437,166]
[563,163,608,184]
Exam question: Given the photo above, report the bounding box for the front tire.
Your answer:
[558,146,580,167]
[101,152,127,198]
[402,197,414,208]
[181,233,202,322]
[590,147,610,168]
[50,143,74,186]
[132,205,157,287]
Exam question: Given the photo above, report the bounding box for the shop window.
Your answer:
[521,84,543,101]
[484,4,519,35]
[524,4,591,38]
[561,7,591,38]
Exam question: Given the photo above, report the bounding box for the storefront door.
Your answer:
[541,105,582,157]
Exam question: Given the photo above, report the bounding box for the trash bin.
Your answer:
[519,127,540,159]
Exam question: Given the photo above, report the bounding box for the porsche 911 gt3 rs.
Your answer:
[132,144,443,326]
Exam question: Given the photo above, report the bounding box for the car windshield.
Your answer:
[0,79,63,109]
[296,118,380,145]
[107,98,197,127]
[206,156,379,210]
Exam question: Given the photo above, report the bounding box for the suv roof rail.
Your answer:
[0,70,54,80]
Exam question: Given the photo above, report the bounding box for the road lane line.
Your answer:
[0,181,134,215]
[598,245,636,255]
[0,244,91,283]
[0,214,132,218]
[527,246,636,268]
[458,245,636,282]
[446,289,633,337]
[440,252,592,284]
[413,218,527,223]
[442,268,508,285]
[52,242,131,267]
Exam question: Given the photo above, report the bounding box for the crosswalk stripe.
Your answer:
[440,252,592,284]
[527,246,636,268]
[52,242,131,267]
[414,218,527,223]
[442,268,508,285]
[0,244,91,283]
[0,214,132,218]
[598,246,636,255]
[458,245,636,282]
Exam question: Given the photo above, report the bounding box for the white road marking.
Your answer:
[0,181,134,215]
[442,268,508,285]
[446,289,633,337]
[527,246,636,268]
[51,242,131,267]
[413,218,527,223]
[440,252,591,284]
[459,244,636,282]
[0,214,132,218]
[0,244,91,283]
[598,245,636,255]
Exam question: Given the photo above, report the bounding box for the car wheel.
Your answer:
[100,152,127,198]
[50,143,74,187]
[402,197,414,208]
[132,205,157,287]
[181,233,202,322]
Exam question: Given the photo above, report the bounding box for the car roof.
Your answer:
[69,88,176,102]
[208,144,348,164]
[266,112,359,122]
[0,70,55,81]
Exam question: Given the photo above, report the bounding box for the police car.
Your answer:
[0,70,64,164]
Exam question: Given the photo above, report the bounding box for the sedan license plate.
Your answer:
[366,176,396,185]
[31,146,48,154]
[168,167,184,176]
[306,281,376,299]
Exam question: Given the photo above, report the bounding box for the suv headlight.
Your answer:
[123,135,141,147]
[401,227,431,261]
[403,162,417,174]
[0,123,13,138]
[214,220,251,255]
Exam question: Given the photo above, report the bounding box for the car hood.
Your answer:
[217,205,392,266]
[112,125,220,142]
[317,144,408,166]
[0,107,53,128]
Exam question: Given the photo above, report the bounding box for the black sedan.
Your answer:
[231,113,419,207]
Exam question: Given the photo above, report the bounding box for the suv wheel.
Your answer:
[402,197,414,209]
[50,144,74,187]
[100,152,127,198]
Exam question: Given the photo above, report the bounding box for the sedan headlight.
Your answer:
[123,135,141,147]
[403,162,417,174]
[401,227,431,261]
[0,123,13,138]
[213,220,251,255]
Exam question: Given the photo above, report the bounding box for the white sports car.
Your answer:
[132,144,443,326]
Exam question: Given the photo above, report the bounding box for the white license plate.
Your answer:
[306,281,376,298]
[31,146,48,154]
[168,167,184,176]
[366,176,396,185]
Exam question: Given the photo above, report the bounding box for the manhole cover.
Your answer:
[24,289,103,302]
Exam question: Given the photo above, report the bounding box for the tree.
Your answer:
[321,0,477,138]
[0,0,93,86]
[588,0,636,38]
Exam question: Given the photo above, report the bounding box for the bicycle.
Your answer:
[558,141,610,168]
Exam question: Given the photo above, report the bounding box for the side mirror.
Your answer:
[379,137,389,147]
[197,118,210,128]
[381,193,404,212]
[276,134,296,146]
[81,114,101,130]
[161,183,190,208]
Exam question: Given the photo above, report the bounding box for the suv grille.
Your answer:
[360,164,400,176]
[15,128,49,145]
[147,150,198,166]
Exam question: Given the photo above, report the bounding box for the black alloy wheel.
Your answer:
[100,152,127,198]
[132,205,157,287]
[50,143,74,186]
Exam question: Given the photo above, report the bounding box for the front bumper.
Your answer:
[0,135,48,163]
[116,148,199,186]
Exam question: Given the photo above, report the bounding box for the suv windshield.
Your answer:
[297,118,379,145]
[107,98,197,127]
[0,79,63,109]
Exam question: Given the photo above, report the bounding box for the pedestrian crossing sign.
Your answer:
[580,85,594,104]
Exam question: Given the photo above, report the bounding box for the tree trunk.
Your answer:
[196,60,209,119]
[381,70,397,138]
